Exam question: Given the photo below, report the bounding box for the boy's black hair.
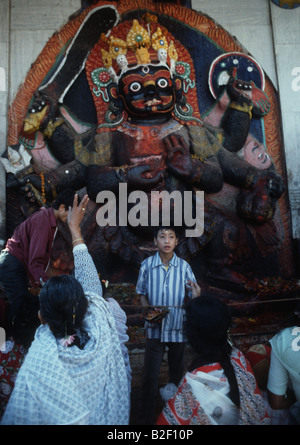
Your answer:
[52,189,75,210]
[153,225,180,239]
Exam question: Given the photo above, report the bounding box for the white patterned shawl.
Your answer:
[1,246,129,425]
[158,348,270,425]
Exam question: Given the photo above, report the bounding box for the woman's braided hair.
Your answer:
[185,295,240,407]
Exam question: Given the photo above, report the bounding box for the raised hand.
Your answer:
[250,81,271,116]
[68,194,89,242]
[22,89,60,137]
[236,174,283,224]
[164,134,193,178]
[226,68,270,116]
[186,279,201,299]
[226,67,253,105]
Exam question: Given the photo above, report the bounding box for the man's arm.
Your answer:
[267,349,296,410]
[140,293,150,307]
[267,389,296,410]
[136,262,150,313]
[27,213,54,284]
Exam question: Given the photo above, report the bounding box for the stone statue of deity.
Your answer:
[2,2,294,291]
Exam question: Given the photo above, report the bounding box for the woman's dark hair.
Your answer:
[185,295,240,407]
[39,275,88,340]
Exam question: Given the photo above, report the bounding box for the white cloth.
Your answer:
[185,369,239,425]
[158,348,270,425]
[1,245,130,425]
[73,244,132,391]
[106,297,132,392]
[267,326,300,402]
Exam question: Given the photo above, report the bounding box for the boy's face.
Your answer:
[154,229,178,254]
[57,204,69,223]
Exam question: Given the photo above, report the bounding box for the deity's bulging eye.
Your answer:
[129,81,142,93]
[117,66,176,118]
[157,78,169,89]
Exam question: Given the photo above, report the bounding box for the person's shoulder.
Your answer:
[30,207,52,221]
[270,326,300,371]
[270,326,299,356]
[273,326,296,342]
[174,254,192,269]
[28,208,56,233]
[179,256,190,266]
[18,208,48,229]
[140,253,157,267]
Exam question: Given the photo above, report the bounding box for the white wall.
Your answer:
[270,2,300,238]
[0,0,80,247]
[8,0,81,105]
[192,0,278,88]
[0,0,81,156]
[0,0,9,157]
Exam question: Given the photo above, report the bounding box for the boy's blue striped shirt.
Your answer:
[136,252,196,342]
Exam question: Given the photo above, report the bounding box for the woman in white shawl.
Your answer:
[1,194,130,425]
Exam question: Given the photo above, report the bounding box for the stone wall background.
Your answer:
[0,2,299,418]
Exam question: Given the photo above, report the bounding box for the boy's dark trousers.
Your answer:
[138,338,185,425]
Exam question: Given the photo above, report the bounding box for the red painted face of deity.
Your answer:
[118,65,176,120]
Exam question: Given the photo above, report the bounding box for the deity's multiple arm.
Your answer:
[11,54,283,228]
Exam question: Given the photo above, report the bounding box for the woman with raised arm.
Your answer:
[1,194,130,425]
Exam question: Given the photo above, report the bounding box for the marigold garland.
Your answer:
[40,171,46,205]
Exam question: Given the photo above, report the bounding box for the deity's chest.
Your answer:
[114,120,184,164]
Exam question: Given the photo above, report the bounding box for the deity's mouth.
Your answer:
[130,154,163,164]
[144,98,162,106]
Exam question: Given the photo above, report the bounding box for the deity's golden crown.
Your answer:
[100,18,178,82]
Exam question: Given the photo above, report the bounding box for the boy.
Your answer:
[0,189,76,342]
[136,226,201,424]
